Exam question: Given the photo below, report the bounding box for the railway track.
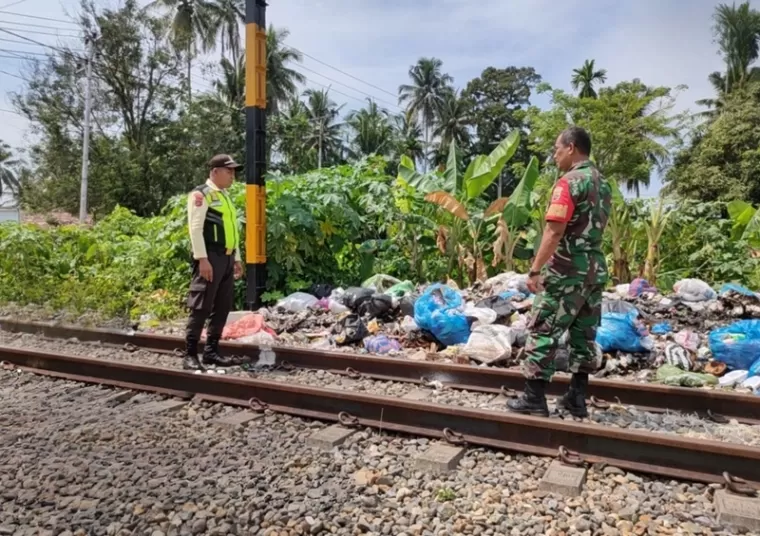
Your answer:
[2,330,760,488]
[2,318,760,425]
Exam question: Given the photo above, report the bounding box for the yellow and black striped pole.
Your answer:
[245,0,267,309]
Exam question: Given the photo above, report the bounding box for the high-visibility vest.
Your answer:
[192,184,239,254]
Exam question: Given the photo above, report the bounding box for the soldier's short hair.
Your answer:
[560,126,591,156]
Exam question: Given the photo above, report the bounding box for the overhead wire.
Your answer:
[292,63,401,111]
[0,18,83,32]
[0,9,79,25]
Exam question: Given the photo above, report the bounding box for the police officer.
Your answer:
[183,154,243,370]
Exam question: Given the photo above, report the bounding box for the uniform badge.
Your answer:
[193,192,203,207]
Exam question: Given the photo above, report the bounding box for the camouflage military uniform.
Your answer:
[521,160,612,382]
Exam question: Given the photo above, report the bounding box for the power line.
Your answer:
[0,67,24,79]
[0,36,83,51]
[0,107,23,115]
[0,26,81,38]
[293,47,397,99]
[0,47,48,56]
[0,18,82,32]
[0,0,27,9]
[0,53,36,60]
[293,63,401,111]
[0,10,79,26]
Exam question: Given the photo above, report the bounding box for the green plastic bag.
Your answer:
[656,364,718,388]
[362,274,402,293]
[387,280,415,297]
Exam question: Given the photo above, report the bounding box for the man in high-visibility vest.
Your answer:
[183,154,243,370]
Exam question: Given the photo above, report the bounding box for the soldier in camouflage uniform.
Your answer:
[507,126,611,418]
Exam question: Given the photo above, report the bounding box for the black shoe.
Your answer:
[507,379,549,417]
[559,373,589,418]
[202,338,234,367]
[182,353,205,371]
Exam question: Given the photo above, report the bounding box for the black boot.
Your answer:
[182,339,205,371]
[202,337,234,367]
[559,373,589,418]
[507,379,549,417]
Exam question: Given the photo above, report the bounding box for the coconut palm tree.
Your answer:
[398,57,453,169]
[713,2,760,93]
[346,99,394,158]
[571,59,608,99]
[0,142,20,200]
[208,0,244,60]
[303,88,344,168]
[147,0,216,100]
[266,26,306,115]
[432,90,471,158]
[392,112,425,164]
[212,53,245,109]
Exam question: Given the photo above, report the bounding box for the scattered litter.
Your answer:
[651,322,672,335]
[463,325,515,365]
[596,310,653,353]
[414,284,471,346]
[364,335,401,355]
[656,364,718,387]
[277,292,319,313]
[709,319,760,370]
[718,369,749,388]
[673,279,717,302]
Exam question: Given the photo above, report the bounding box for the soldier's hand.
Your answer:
[199,258,213,282]
[527,274,543,294]
[234,261,243,280]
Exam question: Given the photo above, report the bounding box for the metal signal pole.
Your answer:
[244,0,267,309]
[78,34,95,223]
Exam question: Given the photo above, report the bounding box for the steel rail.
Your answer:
[2,344,760,486]
[2,319,759,424]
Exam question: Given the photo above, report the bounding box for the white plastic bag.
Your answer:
[463,304,497,328]
[673,279,717,302]
[463,325,515,364]
[401,316,419,333]
[237,332,276,345]
[276,292,319,313]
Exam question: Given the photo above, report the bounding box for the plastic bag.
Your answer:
[463,325,514,364]
[237,332,276,345]
[362,274,402,293]
[364,335,401,355]
[673,279,717,302]
[328,299,350,314]
[664,343,692,371]
[308,283,334,299]
[709,320,760,370]
[484,272,530,295]
[656,364,718,387]
[475,296,515,322]
[674,330,700,353]
[219,313,277,340]
[720,283,758,298]
[357,294,394,320]
[749,356,760,378]
[463,304,498,328]
[331,314,368,345]
[341,287,374,311]
[398,295,416,318]
[596,311,653,353]
[413,284,471,346]
[602,300,638,315]
[651,322,672,335]
[386,281,415,298]
[401,316,419,333]
[276,292,319,313]
[629,278,657,297]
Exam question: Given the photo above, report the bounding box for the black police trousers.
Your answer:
[184,250,235,354]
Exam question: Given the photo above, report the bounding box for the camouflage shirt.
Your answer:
[544,160,611,286]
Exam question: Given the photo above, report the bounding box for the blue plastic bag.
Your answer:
[749,356,760,378]
[651,322,672,335]
[414,284,471,346]
[709,320,760,371]
[596,311,651,353]
[720,283,757,298]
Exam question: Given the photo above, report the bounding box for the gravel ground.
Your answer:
[0,367,749,536]
[3,330,760,449]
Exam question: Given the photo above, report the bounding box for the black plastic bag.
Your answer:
[331,314,368,345]
[398,295,417,318]
[475,296,515,322]
[342,287,374,311]
[309,283,335,300]
[357,294,394,320]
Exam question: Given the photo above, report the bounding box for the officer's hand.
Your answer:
[527,274,543,294]
[234,261,243,280]
[199,258,213,282]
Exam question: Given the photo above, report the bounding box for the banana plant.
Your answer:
[606,177,635,283]
[642,196,673,285]
[727,200,760,248]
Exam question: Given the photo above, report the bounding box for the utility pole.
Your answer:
[245,0,267,309]
[317,120,323,169]
[78,33,95,223]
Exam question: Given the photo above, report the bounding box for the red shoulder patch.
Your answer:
[193,192,204,207]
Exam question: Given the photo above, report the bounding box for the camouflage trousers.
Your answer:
[521,278,603,381]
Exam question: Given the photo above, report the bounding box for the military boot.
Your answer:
[559,373,589,418]
[202,337,234,367]
[182,339,205,371]
[506,379,549,417]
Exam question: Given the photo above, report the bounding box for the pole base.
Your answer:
[245,263,267,311]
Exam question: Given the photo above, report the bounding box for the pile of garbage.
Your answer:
[214,272,760,393]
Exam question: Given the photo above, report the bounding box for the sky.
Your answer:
[0,0,745,204]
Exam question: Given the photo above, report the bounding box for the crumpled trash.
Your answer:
[498,290,526,302]
[331,314,368,345]
[463,304,497,328]
[704,361,727,376]
[749,356,760,378]
[356,294,394,320]
[362,274,402,293]
[276,292,319,313]
[364,335,401,354]
[484,272,530,295]
[342,287,374,311]
[719,369,749,387]
[463,325,515,364]
[651,322,672,335]
[709,319,760,370]
[218,313,277,340]
[664,343,692,371]
[308,283,334,299]
[401,316,419,333]
[674,330,700,353]
[614,284,631,297]
[386,281,415,297]
[474,296,515,322]
[602,300,638,315]
[720,282,758,297]
[656,364,718,387]
[673,278,717,302]
[629,278,657,297]
[237,331,276,345]
[596,310,654,353]
[414,284,471,346]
